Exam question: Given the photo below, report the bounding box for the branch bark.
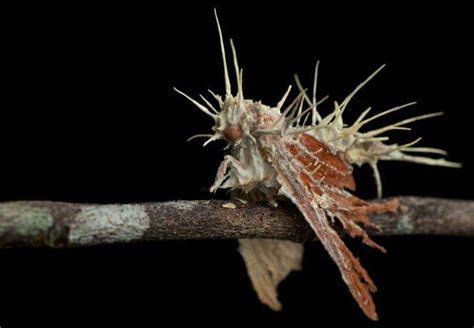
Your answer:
[0,196,473,248]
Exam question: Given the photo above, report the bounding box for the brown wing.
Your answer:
[262,133,398,320]
[283,133,398,249]
[238,239,303,311]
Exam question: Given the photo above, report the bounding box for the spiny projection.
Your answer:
[174,9,461,320]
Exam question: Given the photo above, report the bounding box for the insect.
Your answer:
[174,10,461,320]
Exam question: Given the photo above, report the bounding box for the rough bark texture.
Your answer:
[0,196,473,248]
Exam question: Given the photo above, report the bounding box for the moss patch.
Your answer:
[0,203,54,245]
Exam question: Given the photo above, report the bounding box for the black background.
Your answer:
[1,1,473,327]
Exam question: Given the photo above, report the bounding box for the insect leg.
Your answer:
[210,155,250,192]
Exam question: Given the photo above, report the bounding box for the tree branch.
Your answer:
[0,196,473,248]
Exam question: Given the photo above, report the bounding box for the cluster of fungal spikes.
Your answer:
[289,63,461,197]
[175,12,460,197]
[174,9,461,319]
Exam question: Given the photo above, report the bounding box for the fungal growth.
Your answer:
[174,10,461,320]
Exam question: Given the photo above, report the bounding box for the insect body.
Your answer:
[175,10,460,320]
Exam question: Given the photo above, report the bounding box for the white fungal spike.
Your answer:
[339,64,386,114]
[312,60,322,124]
[239,69,244,101]
[199,94,219,114]
[203,134,221,147]
[332,101,344,127]
[371,137,422,156]
[296,91,305,123]
[317,95,330,106]
[301,111,311,126]
[290,104,314,127]
[230,39,243,102]
[383,153,462,168]
[208,89,223,106]
[187,134,215,142]
[370,161,383,199]
[174,87,217,119]
[353,107,372,125]
[362,136,390,142]
[356,102,417,130]
[275,86,293,112]
[363,112,443,138]
[294,72,328,123]
[214,9,231,97]
[272,90,306,129]
[402,147,448,156]
[319,101,340,126]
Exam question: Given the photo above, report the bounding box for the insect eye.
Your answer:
[222,125,242,142]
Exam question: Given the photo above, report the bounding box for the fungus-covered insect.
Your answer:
[174,10,461,320]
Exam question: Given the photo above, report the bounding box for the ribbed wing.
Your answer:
[262,133,398,320]
[238,239,303,311]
